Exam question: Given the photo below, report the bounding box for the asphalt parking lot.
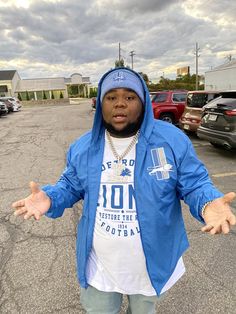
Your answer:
[0,101,235,314]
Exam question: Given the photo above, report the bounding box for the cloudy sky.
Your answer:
[0,0,235,84]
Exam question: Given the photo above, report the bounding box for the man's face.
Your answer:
[102,88,143,137]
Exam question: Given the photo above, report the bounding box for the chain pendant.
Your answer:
[109,162,125,182]
[105,130,140,182]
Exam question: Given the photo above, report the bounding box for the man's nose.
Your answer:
[114,97,127,107]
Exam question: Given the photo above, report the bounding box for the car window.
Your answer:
[150,94,157,101]
[207,93,220,103]
[172,93,187,102]
[152,93,168,102]
[187,93,208,108]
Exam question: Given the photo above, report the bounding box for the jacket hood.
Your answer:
[91,67,155,144]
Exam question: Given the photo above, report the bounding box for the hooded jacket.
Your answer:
[42,68,223,295]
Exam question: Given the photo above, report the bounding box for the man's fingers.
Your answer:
[202,224,221,234]
[228,214,236,226]
[222,192,236,204]
[30,181,40,194]
[14,207,27,217]
[24,211,34,220]
[221,221,230,234]
[34,211,42,220]
[14,207,42,220]
[201,224,214,232]
[12,199,25,208]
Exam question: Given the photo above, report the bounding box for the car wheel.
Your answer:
[210,142,222,148]
[159,113,174,124]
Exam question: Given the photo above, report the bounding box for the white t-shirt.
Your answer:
[86,133,185,295]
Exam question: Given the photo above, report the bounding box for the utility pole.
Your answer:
[195,42,200,90]
[119,42,121,62]
[129,50,135,69]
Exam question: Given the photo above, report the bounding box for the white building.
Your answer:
[205,60,236,91]
[0,70,91,100]
[0,70,21,96]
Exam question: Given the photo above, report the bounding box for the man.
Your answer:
[12,68,235,314]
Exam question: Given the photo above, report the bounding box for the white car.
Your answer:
[0,97,22,112]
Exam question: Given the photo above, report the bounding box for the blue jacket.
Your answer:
[42,68,223,295]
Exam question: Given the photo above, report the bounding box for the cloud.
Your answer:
[0,0,235,83]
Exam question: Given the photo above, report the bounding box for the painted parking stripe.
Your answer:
[212,172,236,178]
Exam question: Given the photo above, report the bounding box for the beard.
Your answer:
[102,108,144,138]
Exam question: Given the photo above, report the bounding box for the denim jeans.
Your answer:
[80,285,160,314]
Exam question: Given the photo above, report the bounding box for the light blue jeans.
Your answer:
[80,285,160,314]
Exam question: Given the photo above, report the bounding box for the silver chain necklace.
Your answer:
[106,129,140,163]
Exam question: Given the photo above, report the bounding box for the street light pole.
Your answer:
[195,42,200,90]
[130,50,135,69]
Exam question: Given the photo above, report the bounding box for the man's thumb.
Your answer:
[29,181,40,194]
[222,192,236,204]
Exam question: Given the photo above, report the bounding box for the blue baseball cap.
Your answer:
[100,68,145,104]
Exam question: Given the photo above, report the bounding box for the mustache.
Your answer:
[102,109,144,137]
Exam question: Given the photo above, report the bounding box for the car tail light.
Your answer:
[225,109,236,116]
[191,119,200,123]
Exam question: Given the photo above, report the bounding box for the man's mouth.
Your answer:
[113,112,127,119]
[113,113,127,121]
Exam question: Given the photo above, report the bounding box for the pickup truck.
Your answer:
[150,90,187,124]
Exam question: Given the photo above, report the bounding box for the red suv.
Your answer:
[151,90,187,124]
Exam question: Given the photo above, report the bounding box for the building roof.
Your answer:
[16,77,66,92]
[82,76,91,84]
[206,59,236,73]
[0,70,17,80]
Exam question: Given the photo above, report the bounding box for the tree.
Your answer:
[51,91,55,99]
[60,91,64,98]
[139,72,149,84]
[18,93,22,101]
[115,58,125,68]
[43,91,47,99]
[26,91,30,101]
[89,87,98,98]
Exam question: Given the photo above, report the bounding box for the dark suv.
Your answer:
[151,90,187,124]
[197,91,236,149]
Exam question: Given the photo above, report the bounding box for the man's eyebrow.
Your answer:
[105,88,136,94]
[125,88,136,93]
[106,89,116,94]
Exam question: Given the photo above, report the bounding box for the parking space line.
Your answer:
[212,172,236,178]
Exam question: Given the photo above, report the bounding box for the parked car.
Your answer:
[0,101,8,117]
[91,97,96,110]
[0,98,14,113]
[179,91,220,133]
[0,96,21,112]
[150,90,187,124]
[197,91,236,150]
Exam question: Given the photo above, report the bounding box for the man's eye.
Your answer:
[106,96,116,101]
[126,96,135,101]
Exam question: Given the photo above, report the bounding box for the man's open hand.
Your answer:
[12,181,51,220]
[201,192,236,234]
